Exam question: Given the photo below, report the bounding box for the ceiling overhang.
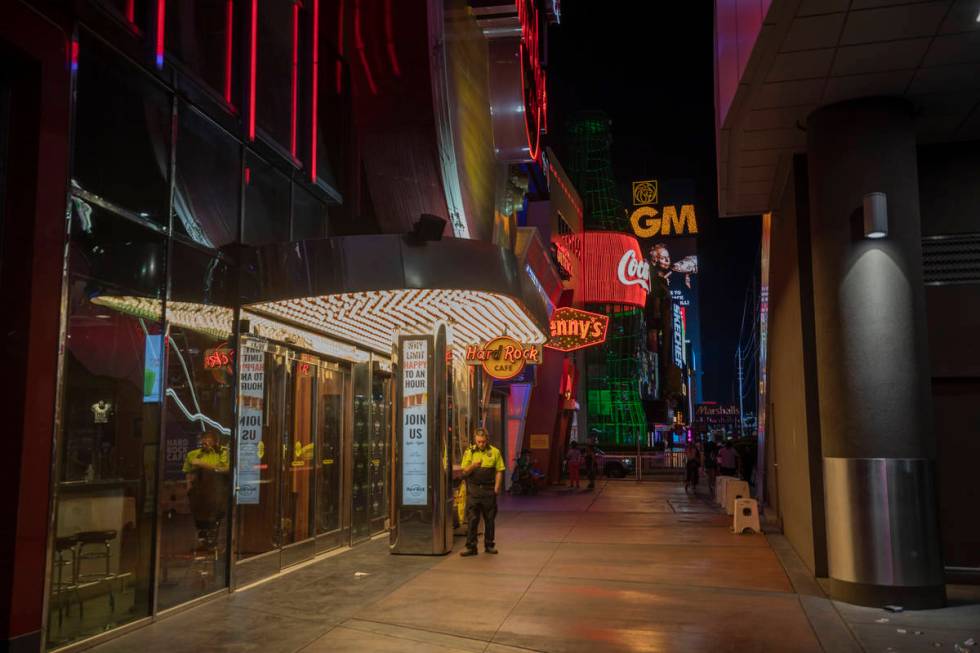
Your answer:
[717,0,980,218]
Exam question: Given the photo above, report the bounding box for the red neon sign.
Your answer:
[204,348,236,370]
[557,232,649,307]
[517,0,546,161]
[311,0,321,181]
[546,307,609,352]
[155,0,166,68]
[224,0,234,104]
[248,0,258,140]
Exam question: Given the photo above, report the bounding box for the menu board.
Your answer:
[401,338,429,506]
[237,346,265,505]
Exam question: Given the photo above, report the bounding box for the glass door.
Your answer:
[316,364,348,552]
[280,357,316,567]
[350,362,372,544]
[235,345,286,586]
[369,366,392,534]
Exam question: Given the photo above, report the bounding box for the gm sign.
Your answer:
[630,204,699,238]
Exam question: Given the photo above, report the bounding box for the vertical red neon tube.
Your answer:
[291,2,299,158]
[336,0,344,94]
[248,0,257,139]
[311,0,319,181]
[155,0,166,68]
[225,0,234,104]
[126,0,135,23]
[70,39,79,72]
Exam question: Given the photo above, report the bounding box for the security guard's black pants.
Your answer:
[465,494,497,551]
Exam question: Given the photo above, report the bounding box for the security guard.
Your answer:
[460,427,505,556]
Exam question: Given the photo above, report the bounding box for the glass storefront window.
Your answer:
[174,103,242,249]
[73,34,171,226]
[48,283,163,648]
[96,0,149,32]
[157,243,235,610]
[256,0,295,152]
[350,361,371,543]
[316,366,346,541]
[291,184,328,240]
[167,0,235,103]
[243,151,290,245]
[369,366,392,530]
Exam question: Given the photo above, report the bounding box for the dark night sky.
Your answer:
[547,1,761,407]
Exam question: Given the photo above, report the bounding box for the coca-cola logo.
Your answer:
[617,249,651,292]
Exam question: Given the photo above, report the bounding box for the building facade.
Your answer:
[0,0,566,650]
[715,0,980,607]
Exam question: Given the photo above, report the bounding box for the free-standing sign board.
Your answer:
[401,338,429,506]
[237,342,265,505]
[391,328,452,555]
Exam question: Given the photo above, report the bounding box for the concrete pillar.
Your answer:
[806,98,945,608]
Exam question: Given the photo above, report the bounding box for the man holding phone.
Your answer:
[460,427,505,556]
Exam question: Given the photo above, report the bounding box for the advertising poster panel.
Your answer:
[401,338,429,506]
[236,345,264,505]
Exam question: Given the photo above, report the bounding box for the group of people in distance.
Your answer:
[685,436,742,496]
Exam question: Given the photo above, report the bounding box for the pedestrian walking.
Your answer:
[703,436,719,496]
[566,442,582,489]
[718,439,739,477]
[684,443,700,493]
[460,427,506,556]
[584,444,597,490]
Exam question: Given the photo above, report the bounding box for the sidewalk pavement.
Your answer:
[88,480,979,652]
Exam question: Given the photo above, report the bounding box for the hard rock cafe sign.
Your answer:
[465,336,542,380]
[518,0,546,160]
[545,307,609,352]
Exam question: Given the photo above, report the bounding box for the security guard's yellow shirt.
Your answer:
[461,444,506,472]
[183,447,230,474]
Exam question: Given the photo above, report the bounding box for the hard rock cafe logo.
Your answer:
[617,249,651,292]
[465,336,542,380]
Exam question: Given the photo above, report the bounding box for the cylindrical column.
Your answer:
[806,98,945,608]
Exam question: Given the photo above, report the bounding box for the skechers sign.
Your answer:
[546,307,610,352]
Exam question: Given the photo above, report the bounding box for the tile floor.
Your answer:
[85,481,979,652]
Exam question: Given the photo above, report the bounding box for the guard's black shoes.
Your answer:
[460,548,478,557]
[484,546,498,554]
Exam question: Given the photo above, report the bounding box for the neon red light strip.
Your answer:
[248,0,257,140]
[225,0,234,104]
[291,1,299,158]
[155,0,166,68]
[354,0,377,94]
[383,0,401,76]
[126,0,135,23]
[311,0,320,181]
[336,0,345,94]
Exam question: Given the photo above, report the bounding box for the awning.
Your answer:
[242,234,549,354]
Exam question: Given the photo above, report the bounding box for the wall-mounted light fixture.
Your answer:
[863,192,888,239]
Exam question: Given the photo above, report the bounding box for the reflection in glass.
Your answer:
[174,104,241,248]
[281,359,315,547]
[73,34,171,225]
[47,282,162,649]
[167,1,234,101]
[369,366,392,531]
[243,152,290,245]
[157,246,234,610]
[291,184,328,241]
[256,0,294,150]
[350,362,371,543]
[316,367,346,539]
[236,349,285,562]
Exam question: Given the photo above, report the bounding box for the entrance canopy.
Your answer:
[244,234,549,354]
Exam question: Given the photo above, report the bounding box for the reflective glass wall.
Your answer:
[47,18,339,647]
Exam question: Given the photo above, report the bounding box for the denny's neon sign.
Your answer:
[466,336,542,380]
[546,307,609,352]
